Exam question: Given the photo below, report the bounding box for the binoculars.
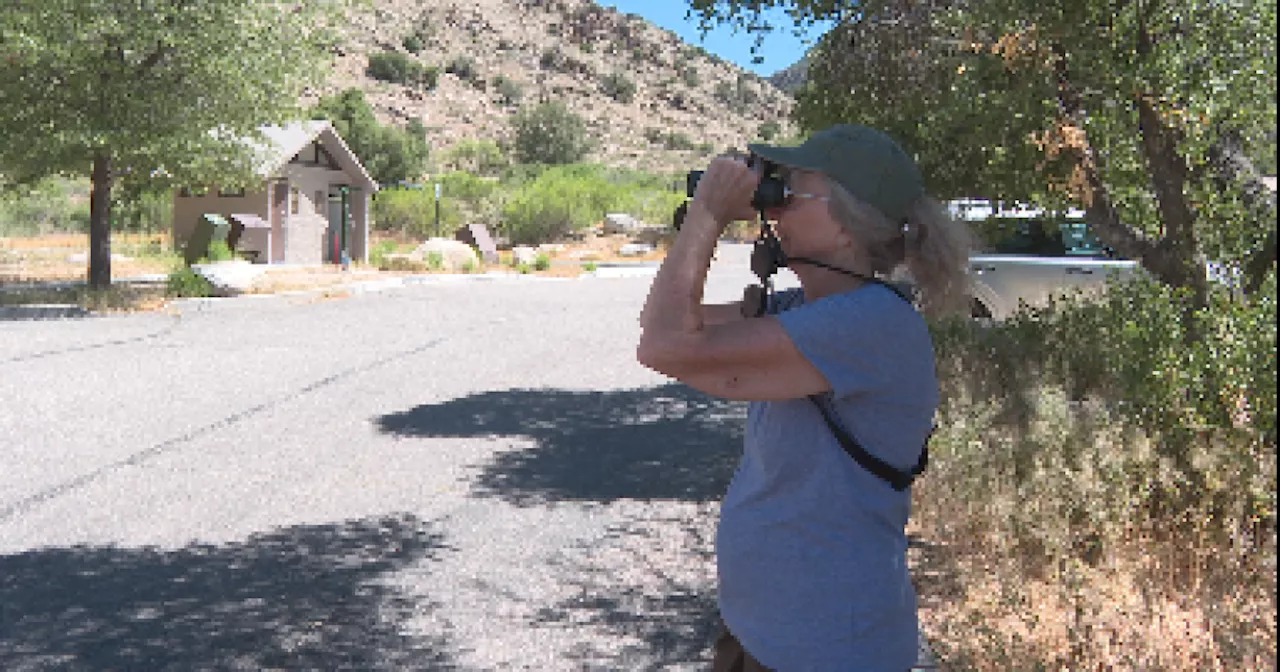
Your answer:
[674,156,787,230]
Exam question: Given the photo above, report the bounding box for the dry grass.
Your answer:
[909,392,1277,671]
[0,232,175,284]
[2,230,673,312]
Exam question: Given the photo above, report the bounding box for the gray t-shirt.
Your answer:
[716,284,937,671]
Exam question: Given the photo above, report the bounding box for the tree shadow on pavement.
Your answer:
[375,382,748,506]
[535,512,722,671]
[0,514,458,671]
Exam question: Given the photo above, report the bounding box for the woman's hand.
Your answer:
[689,154,760,234]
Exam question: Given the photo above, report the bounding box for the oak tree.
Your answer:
[688,0,1277,303]
[1,0,352,288]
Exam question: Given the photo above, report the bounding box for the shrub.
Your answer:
[402,34,424,54]
[500,164,626,245]
[539,48,559,69]
[600,72,637,103]
[203,240,234,262]
[310,89,430,186]
[510,101,594,165]
[446,55,478,83]
[758,121,781,142]
[426,251,444,270]
[493,76,523,107]
[679,65,700,87]
[533,253,551,271]
[166,266,214,297]
[664,132,696,151]
[919,275,1277,668]
[369,239,399,268]
[366,51,437,89]
[444,140,508,176]
[0,176,91,236]
[372,187,461,237]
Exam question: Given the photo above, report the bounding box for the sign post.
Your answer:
[434,182,442,238]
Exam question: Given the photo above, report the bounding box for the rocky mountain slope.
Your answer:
[768,55,809,94]
[307,0,797,174]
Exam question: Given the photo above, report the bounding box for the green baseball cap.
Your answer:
[747,124,925,222]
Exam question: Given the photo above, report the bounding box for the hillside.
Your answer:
[306,0,797,174]
[768,56,809,94]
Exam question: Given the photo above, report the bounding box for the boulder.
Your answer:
[191,259,267,295]
[511,245,539,266]
[407,238,480,271]
[602,213,645,235]
[618,243,655,257]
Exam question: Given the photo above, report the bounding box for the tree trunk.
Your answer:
[1207,126,1279,296]
[1136,96,1210,308]
[88,152,114,290]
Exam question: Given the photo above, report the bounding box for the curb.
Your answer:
[0,304,93,320]
[3,265,665,317]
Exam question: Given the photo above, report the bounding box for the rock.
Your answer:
[191,259,267,295]
[602,213,644,235]
[511,245,538,266]
[618,243,655,257]
[632,226,668,246]
[407,238,480,271]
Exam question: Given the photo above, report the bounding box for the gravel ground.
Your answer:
[1,244,935,670]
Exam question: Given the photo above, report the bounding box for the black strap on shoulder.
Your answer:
[809,395,930,492]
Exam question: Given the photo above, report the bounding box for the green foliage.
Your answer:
[0,177,91,236]
[679,65,702,87]
[665,132,696,151]
[501,165,624,244]
[713,76,761,107]
[402,33,425,54]
[695,0,1277,298]
[444,139,509,176]
[368,239,400,268]
[446,55,480,84]
[371,187,462,237]
[310,89,430,186]
[539,47,591,75]
[931,273,1276,536]
[203,240,234,263]
[0,0,352,286]
[499,164,684,245]
[757,121,782,142]
[510,102,594,165]
[426,251,445,270]
[600,72,638,103]
[366,51,438,89]
[493,76,524,107]
[166,266,215,298]
[112,187,173,233]
[533,253,552,271]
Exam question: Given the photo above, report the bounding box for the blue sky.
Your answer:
[593,1,831,77]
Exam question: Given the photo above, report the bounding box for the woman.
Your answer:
[637,124,971,671]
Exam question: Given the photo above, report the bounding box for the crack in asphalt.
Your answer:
[0,337,447,523]
[0,314,187,366]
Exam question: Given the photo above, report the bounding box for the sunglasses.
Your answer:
[779,186,831,209]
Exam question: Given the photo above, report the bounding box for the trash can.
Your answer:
[184,213,232,265]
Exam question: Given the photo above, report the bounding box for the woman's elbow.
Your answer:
[636,333,684,376]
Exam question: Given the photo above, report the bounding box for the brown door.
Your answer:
[271,180,289,263]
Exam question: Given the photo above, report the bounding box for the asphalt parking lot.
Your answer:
[0,244,781,670]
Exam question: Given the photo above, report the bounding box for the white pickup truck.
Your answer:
[950,200,1141,320]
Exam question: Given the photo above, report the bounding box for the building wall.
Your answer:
[277,163,351,265]
[171,187,268,251]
